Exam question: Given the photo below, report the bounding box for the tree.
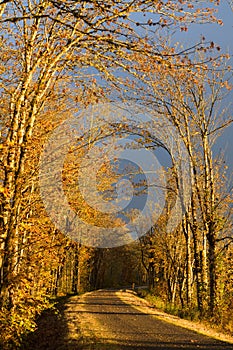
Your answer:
[133,52,232,315]
[0,0,224,346]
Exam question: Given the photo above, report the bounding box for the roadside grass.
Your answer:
[133,288,233,342]
[143,292,200,321]
[21,289,233,349]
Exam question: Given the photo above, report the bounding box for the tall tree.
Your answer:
[0,0,224,346]
[134,53,232,315]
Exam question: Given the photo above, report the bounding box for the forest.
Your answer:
[0,0,232,348]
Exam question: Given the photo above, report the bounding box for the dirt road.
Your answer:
[22,290,233,350]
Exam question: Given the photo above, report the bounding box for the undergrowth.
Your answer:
[136,288,233,336]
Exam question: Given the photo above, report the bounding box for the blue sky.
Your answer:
[210,0,233,178]
[131,0,233,189]
[177,0,232,52]
[131,1,232,177]
[207,0,233,180]
[174,0,233,181]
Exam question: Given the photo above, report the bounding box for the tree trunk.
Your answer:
[208,226,216,316]
[183,217,192,306]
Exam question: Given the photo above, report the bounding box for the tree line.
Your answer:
[0,0,232,348]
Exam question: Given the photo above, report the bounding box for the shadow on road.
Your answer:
[80,342,233,350]
[20,291,233,350]
[20,296,82,350]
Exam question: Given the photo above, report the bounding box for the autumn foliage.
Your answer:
[0,0,232,348]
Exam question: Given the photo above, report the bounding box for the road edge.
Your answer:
[116,290,233,345]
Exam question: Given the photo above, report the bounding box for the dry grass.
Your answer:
[116,290,233,345]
